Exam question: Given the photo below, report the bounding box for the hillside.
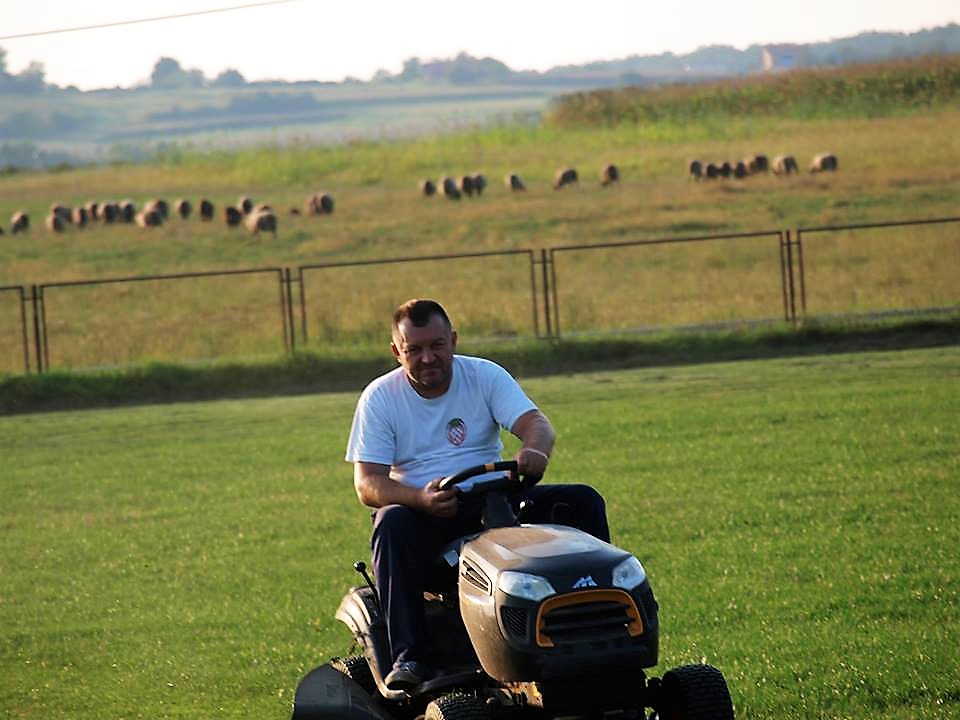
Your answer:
[1,24,958,169]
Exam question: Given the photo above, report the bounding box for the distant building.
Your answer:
[762,44,807,71]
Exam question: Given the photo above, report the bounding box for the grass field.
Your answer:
[2,345,958,719]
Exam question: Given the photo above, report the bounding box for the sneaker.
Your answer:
[385,660,429,691]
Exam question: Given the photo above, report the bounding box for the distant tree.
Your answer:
[150,57,207,89]
[212,68,246,87]
[399,57,423,81]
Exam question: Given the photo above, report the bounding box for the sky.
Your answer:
[3,0,959,91]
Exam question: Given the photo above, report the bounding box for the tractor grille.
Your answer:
[460,558,491,594]
[536,590,643,647]
[500,606,529,640]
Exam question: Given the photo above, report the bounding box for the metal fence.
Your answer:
[2,217,957,374]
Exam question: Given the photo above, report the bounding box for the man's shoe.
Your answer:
[385,661,429,691]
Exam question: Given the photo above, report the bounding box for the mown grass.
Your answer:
[1,345,957,719]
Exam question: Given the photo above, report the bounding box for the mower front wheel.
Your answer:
[424,692,488,720]
[657,664,734,720]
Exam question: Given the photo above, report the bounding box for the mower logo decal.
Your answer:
[573,575,598,589]
[446,418,467,446]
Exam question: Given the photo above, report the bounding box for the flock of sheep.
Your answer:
[688,152,839,181]
[0,192,335,237]
[420,164,621,198]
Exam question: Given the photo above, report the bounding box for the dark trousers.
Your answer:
[371,483,609,667]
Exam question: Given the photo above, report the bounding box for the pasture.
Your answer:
[1,345,958,719]
[1,106,959,373]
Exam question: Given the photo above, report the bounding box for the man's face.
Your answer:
[391,313,457,398]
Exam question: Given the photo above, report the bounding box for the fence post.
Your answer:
[30,285,46,373]
[284,268,297,354]
[794,230,807,320]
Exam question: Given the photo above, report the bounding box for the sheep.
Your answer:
[744,154,769,174]
[237,196,254,214]
[441,177,461,200]
[472,173,487,196]
[45,213,65,232]
[143,199,169,219]
[11,211,30,234]
[600,164,620,186]
[84,201,99,219]
[245,208,277,236]
[174,199,192,219]
[50,204,72,225]
[420,179,437,197]
[553,167,578,189]
[733,161,748,179]
[810,153,839,173]
[772,155,799,175]
[505,173,526,191]
[97,202,119,223]
[458,175,475,197]
[305,193,334,215]
[199,198,215,221]
[704,162,720,180]
[135,210,162,228]
[719,161,733,179]
[223,206,243,227]
[688,160,704,181]
[72,206,88,227]
[118,200,136,223]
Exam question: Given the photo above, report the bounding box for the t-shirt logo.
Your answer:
[446,418,467,446]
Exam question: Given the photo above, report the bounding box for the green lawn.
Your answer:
[1,345,958,719]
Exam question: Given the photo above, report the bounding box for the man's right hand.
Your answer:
[417,478,459,517]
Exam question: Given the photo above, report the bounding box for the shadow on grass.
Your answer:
[1,316,958,415]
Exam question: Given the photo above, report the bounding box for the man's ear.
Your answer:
[390,341,401,362]
[451,330,458,350]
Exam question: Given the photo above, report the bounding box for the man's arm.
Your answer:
[511,409,556,477]
[354,461,459,517]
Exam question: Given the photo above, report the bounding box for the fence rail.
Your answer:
[2,217,957,374]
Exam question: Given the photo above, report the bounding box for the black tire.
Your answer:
[424,692,488,720]
[331,655,376,696]
[658,664,734,720]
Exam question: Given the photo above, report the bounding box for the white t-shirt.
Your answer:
[345,355,537,489]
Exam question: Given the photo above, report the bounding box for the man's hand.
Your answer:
[516,447,549,478]
[416,478,459,517]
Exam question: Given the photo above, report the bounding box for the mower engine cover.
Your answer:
[457,523,659,682]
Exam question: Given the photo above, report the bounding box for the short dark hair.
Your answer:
[393,299,451,332]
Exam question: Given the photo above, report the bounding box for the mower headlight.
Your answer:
[612,556,646,590]
[498,571,555,601]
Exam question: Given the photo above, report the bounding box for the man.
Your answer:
[345,299,609,691]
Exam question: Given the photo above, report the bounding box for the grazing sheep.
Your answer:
[704,162,720,180]
[11,211,30,234]
[237,196,254,214]
[744,154,769,174]
[199,198,215,221]
[719,161,733,179]
[135,210,162,228]
[143,199,169,219]
[733,161,748,179]
[305,193,334,215]
[117,200,136,223]
[224,206,243,227]
[72,206,88,228]
[772,155,799,175]
[810,153,839,173]
[505,173,526,191]
[100,202,121,223]
[50,204,72,225]
[245,209,277,236]
[420,179,437,197]
[553,167,579,189]
[600,164,620,186]
[174,199,192,219]
[45,213,65,232]
[472,173,487,195]
[688,160,704,181]
[441,177,461,200]
[84,201,99,219]
[458,175,475,197]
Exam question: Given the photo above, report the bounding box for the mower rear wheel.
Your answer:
[424,692,488,720]
[332,655,376,695]
[658,664,734,720]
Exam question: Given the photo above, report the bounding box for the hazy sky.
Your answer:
[3,0,959,90]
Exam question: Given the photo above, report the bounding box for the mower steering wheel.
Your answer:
[437,460,519,492]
